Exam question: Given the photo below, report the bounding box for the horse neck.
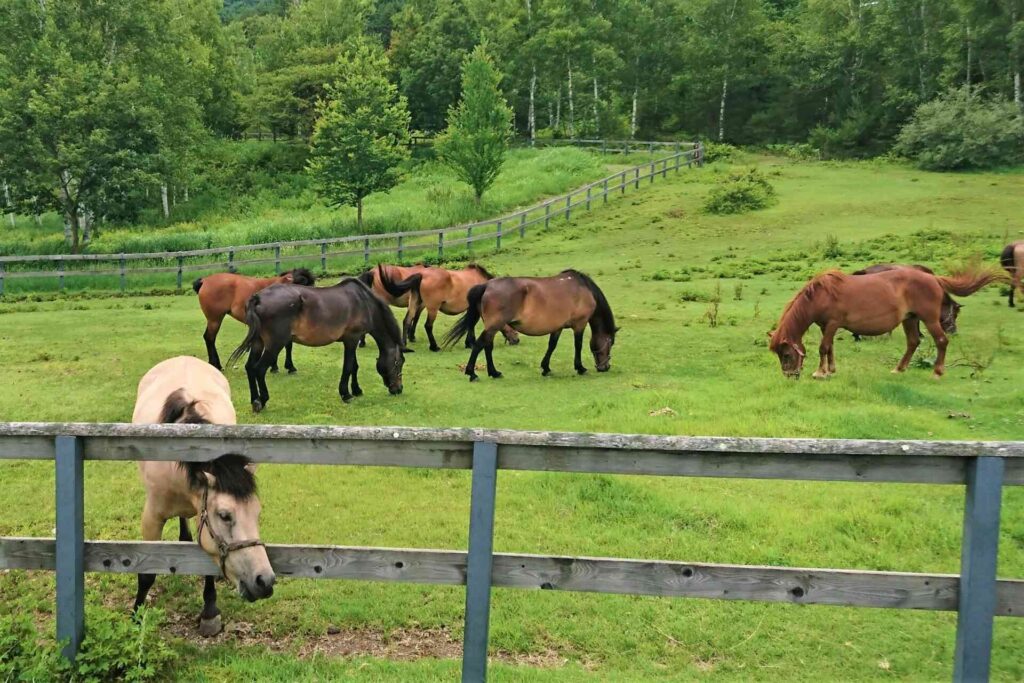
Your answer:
[777,294,818,344]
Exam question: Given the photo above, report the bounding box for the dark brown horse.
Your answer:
[443,269,617,381]
[769,266,1004,379]
[228,278,411,412]
[363,264,520,350]
[194,269,315,372]
[1001,242,1024,307]
[852,264,962,337]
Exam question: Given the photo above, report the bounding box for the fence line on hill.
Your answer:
[0,422,1020,682]
[0,142,702,295]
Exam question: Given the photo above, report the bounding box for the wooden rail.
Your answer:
[0,422,1018,682]
[0,143,702,295]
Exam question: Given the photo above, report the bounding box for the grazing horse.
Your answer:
[851,264,962,337]
[132,356,274,636]
[443,269,618,382]
[193,269,316,372]
[769,266,1004,379]
[363,264,520,350]
[228,278,408,412]
[1001,242,1024,307]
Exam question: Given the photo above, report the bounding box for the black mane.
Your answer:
[286,268,316,286]
[467,263,495,279]
[562,269,616,333]
[356,269,375,286]
[159,388,209,424]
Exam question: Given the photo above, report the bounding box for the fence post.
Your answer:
[496,221,502,251]
[320,242,327,272]
[519,212,526,238]
[662,159,668,178]
[650,161,655,183]
[634,167,640,190]
[603,178,609,204]
[601,140,607,155]
[648,142,653,154]
[176,256,183,291]
[438,232,444,260]
[586,186,592,210]
[119,254,126,292]
[623,141,628,155]
[696,140,703,167]
[0,262,4,296]
[274,244,281,273]
[55,435,85,663]
[544,203,551,229]
[461,441,498,683]
[364,238,370,266]
[621,171,626,195]
[676,152,682,172]
[565,194,572,221]
[397,236,404,263]
[467,226,473,255]
[953,456,1004,683]
[58,258,65,291]
[228,249,235,273]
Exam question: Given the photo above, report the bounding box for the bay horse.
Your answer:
[851,264,962,337]
[1001,241,1023,307]
[228,278,410,412]
[193,269,316,372]
[363,263,520,350]
[443,269,617,381]
[133,356,274,636]
[769,266,1004,379]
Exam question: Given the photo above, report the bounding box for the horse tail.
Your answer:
[227,294,264,367]
[377,264,422,299]
[443,283,486,349]
[192,278,204,294]
[1001,244,1018,272]
[935,267,1008,298]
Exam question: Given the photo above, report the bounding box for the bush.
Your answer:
[808,110,877,160]
[700,141,738,163]
[894,88,1024,170]
[703,168,777,215]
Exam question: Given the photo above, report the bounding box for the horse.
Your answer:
[442,269,618,382]
[363,263,520,351]
[1001,242,1023,307]
[227,277,410,412]
[769,266,1004,379]
[851,264,962,337]
[193,269,316,372]
[132,356,274,637]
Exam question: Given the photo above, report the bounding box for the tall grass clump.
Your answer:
[703,167,777,215]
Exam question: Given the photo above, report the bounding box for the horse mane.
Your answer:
[467,263,495,280]
[562,269,616,332]
[770,271,846,349]
[356,269,375,286]
[159,388,209,424]
[340,278,403,346]
[286,268,316,286]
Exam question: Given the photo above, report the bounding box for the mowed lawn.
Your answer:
[1,156,1023,681]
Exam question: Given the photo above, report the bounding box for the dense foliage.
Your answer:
[703,167,777,214]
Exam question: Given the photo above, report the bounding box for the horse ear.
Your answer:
[244,463,257,474]
[282,272,294,283]
[203,471,217,489]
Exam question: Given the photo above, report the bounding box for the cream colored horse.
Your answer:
[133,356,275,636]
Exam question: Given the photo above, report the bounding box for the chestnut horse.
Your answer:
[769,267,1004,379]
[852,264,962,337]
[443,269,617,381]
[362,264,519,350]
[228,278,410,412]
[1001,242,1024,307]
[194,269,315,372]
[133,356,274,636]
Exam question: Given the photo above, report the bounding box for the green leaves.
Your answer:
[435,44,513,205]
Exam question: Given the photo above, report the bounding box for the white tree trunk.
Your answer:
[1014,8,1022,111]
[555,86,561,130]
[966,24,972,94]
[529,66,537,141]
[184,185,189,202]
[592,75,600,136]
[161,184,169,218]
[718,76,728,141]
[60,169,79,250]
[2,180,13,227]
[630,86,638,138]
[34,214,41,226]
[567,58,575,138]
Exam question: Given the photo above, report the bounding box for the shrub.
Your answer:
[700,141,738,163]
[807,110,877,160]
[894,88,1024,170]
[703,167,777,215]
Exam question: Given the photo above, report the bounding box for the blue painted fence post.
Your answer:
[462,441,498,683]
[55,435,85,662]
[953,456,1004,683]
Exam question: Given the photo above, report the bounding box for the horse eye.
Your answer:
[218,511,233,523]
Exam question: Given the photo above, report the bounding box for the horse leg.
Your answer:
[425,309,441,352]
[573,329,587,375]
[410,304,425,343]
[893,319,921,373]
[924,318,948,377]
[540,331,562,376]
[245,342,264,412]
[350,344,363,397]
[1012,271,1021,307]
[134,504,166,613]
[482,330,502,379]
[198,575,222,637]
[359,334,367,348]
[178,517,192,542]
[812,323,839,379]
[284,341,297,374]
[465,326,476,349]
[203,318,223,370]
[465,339,484,381]
[339,341,356,402]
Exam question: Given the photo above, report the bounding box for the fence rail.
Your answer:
[0,422,1018,682]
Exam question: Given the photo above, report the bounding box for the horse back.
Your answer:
[132,356,235,425]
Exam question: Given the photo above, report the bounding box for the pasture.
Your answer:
[1,154,1023,681]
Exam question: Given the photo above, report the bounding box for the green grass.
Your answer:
[1,153,1023,680]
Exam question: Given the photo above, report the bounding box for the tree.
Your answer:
[307,39,411,229]
[436,45,514,206]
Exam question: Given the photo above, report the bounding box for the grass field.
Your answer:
[1,154,1023,681]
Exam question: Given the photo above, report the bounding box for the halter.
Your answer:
[195,485,264,577]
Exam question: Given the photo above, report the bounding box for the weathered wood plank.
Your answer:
[2,538,1022,616]
[0,435,55,460]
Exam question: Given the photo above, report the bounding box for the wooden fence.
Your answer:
[0,423,1020,682]
[0,143,702,295]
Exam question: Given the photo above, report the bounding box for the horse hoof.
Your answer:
[541,368,551,376]
[489,372,503,379]
[430,346,441,353]
[198,615,223,638]
[811,372,828,380]
[352,388,363,397]
[576,367,588,375]
[270,367,279,374]
[251,401,263,414]
[341,395,354,403]
[469,375,479,382]
[287,368,297,375]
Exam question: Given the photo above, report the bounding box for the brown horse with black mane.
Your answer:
[1001,241,1024,307]
[362,263,519,350]
[443,269,617,382]
[769,266,1004,379]
[194,269,316,372]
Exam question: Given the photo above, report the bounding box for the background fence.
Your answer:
[0,422,1021,682]
[0,142,702,295]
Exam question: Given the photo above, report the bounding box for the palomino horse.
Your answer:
[228,278,410,412]
[133,356,274,636]
[769,266,1004,379]
[362,263,520,350]
[1001,242,1023,307]
[443,269,617,381]
[194,269,316,372]
[852,264,962,337]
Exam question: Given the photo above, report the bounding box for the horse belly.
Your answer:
[842,307,904,336]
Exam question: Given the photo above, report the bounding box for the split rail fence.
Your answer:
[0,143,702,295]
[0,423,1019,682]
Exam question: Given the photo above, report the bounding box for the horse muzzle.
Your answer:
[389,386,403,395]
[238,573,276,602]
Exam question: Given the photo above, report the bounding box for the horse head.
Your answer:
[376,342,405,395]
[591,326,619,372]
[769,333,806,379]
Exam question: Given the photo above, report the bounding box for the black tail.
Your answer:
[192,278,204,294]
[1001,244,1017,272]
[443,283,486,348]
[227,294,264,367]
[377,264,422,298]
